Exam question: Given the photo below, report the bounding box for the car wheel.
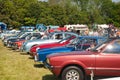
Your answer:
[62,66,84,80]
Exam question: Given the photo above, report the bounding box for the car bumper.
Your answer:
[7,42,12,48]
[11,43,18,50]
[43,61,62,77]
[20,46,29,53]
[3,42,7,46]
[43,61,53,70]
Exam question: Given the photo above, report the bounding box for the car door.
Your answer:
[95,39,120,76]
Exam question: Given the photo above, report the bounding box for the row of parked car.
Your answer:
[1,30,120,80]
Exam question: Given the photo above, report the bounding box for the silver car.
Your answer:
[21,32,79,54]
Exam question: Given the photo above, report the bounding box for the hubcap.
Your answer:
[66,70,80,80]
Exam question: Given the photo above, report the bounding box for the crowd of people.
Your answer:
[66,23,120,38]
[1,23,120,39]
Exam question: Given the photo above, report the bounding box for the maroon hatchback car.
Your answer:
[45,38,120,80]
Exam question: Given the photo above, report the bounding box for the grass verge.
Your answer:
[0,40,58,80]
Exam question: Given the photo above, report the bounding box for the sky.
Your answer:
[112,0,120,2]
[39,0,120,3]
[38,0,48,2]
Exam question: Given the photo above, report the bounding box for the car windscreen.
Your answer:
[19,33,31,38]
[58,36,77,43]
[91,38,113,51]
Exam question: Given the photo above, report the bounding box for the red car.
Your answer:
[45,38,120,80]
[11,32,42,50]
[13,40,25,50]
[30,36,77,56]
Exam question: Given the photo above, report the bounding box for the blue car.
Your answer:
[35,36,106,63]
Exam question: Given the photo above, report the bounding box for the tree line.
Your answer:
[0,0,120,29]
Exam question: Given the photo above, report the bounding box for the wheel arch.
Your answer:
[31,44,38,48]
[59,64,86,78]
[28,44,39,53]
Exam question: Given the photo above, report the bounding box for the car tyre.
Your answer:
[62,66,84,80]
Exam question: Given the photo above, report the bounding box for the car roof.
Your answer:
[49,31,79,36]
[50,31,77,34]
[78,36,105,39]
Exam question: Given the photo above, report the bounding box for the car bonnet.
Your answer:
[47,50,94,58]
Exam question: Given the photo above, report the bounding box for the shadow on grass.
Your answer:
[20,52,29,55]
[34,63,44,68]
[42,75,119,80]
[94,76,120,80]
[6,48,21,52]
[28,56,34,59]
[12,49,20,52]
[42,74,59,80]
[6,47,13,50]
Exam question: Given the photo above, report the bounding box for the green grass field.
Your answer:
[0,40,58,80]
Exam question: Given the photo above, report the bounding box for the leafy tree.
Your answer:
[110,2,120,27]
[0,0,119,29]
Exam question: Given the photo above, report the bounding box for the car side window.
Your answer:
[81,39,96,49]
[65,34,72,38]
[48,33,55,39]
[25,35,31,40]
[23,33,31,38]
[55,34,63,39]
[103,40,120,54]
